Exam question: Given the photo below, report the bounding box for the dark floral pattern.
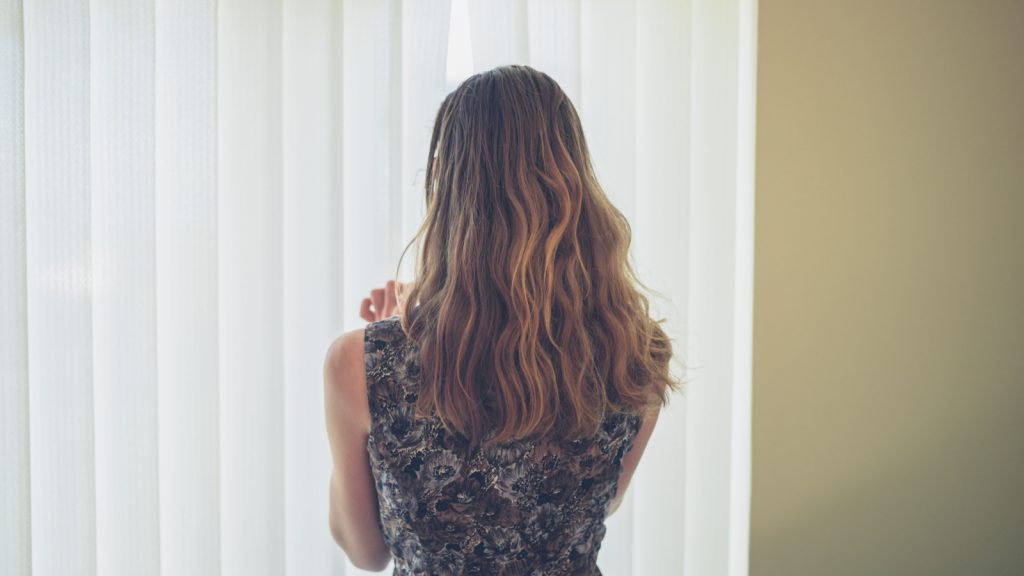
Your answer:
[364,316,642,575]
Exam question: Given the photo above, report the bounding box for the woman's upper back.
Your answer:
[364,316,642,575]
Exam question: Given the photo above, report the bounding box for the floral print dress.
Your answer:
[364,316,642,576]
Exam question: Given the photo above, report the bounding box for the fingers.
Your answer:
[383,280,397,317]
[362,280,407,323]
[370,288,385,321]
[360,298,375,322]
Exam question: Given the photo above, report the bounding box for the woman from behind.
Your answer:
[324,64,679,575]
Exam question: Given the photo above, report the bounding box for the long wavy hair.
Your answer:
[398,65,678,446]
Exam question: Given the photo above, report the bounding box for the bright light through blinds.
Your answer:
[446,0,473,90]
[1,2,755,575]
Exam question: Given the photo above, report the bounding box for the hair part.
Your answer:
[398,64,679,446]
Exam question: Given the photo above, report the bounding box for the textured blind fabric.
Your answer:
[154,1,221,573]
[1,0,29,574]
[0,1,755,574]
[91,1,160,574]
[23,2,97,575]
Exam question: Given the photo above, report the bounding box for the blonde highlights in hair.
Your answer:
[399,65,678,446]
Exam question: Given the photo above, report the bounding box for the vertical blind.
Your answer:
[0,0,756,575]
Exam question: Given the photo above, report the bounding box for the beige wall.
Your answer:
[752,2,1024,575]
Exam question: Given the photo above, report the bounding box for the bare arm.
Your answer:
[607,406,660,516]
[323,329,392,571]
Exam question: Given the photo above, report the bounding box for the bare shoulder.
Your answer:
[323,328,370,434]
[324,328,365,377]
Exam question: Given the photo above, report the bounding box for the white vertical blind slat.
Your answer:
[729,2,757,574]
[579,2,638,572]
[467,0,527,72]
[217,0,286,574]
[341,5,452,573]
[23,1,96,574]
[400,0,452,263]
[340,4,401,568]
[631,1,693,574]
[91,1,160,574]
[342,0,400,328]
[684,1,751,574]
[0,1,30,574]
[525,0,580,104]
[282,0,347,573]
[154,1,221,574]
[579,0,637,225]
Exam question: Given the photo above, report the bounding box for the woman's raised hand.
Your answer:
[360,280,406,322]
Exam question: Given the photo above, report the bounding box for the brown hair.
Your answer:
[398,65,678,446]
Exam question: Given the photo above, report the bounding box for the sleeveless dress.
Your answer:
[363,316,642,575]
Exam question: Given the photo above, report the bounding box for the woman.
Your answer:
[324,65,678,574]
